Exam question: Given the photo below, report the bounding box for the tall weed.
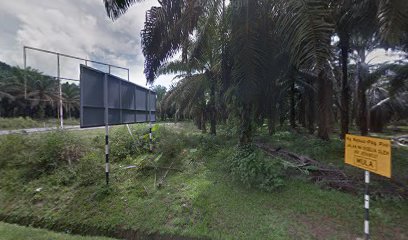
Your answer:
[27,131,85,179]
[0,134,30,168]
[228,144,284,192]
[109,126,150,162]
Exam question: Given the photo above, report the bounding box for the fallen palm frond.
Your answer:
[255,142,355,192]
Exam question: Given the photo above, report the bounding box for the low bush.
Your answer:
[0,130,89,184]
[75,152,104,187]
[155,126,202,160]
[0,134,30,168]
[0,117,80,130]
[109,126,150,162]
[198,134,225,152]
[0,117,38,130]
[228,144,284,192]
[156,127,185,159]
[24,131,85,179]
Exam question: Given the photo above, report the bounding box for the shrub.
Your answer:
[109,126,150,161]
[228,144,284,192]
[28,131,85,178]
[155,126,201,158]
[0,117,38,130]
[0,134,30,168]
[198,134,224,152]
[75,152,104,187]
[156,127,185,159]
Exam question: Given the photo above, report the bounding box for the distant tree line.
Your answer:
[106,0,408,143]
[0,61,79,119]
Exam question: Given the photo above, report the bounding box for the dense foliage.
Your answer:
[0,61,79,119]
[105,0,408,144]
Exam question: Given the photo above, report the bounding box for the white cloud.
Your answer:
[0,0,175,88]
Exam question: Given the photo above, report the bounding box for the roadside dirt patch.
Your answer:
[290,214,356,240]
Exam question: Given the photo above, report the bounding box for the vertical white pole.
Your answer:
[364,170,370,240]
[148,88,153,152]
[104,73,109,185]
[57,54,63,129]
[23,47,27,99]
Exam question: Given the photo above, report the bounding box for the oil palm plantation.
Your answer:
[103,0,408,143]
[4,67,57,117]
[0,63,80,119]
[332,0,408,138]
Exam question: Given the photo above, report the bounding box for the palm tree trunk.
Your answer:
[239,103,252,145]
[317,70,331,140]
[268,103,276,135]
[196,115,202,130]
[201,111,207,134]
[209,78,216,135]
[182,31,189,64]
[289,78,297,129]
[358,91,368,136]
[299,95,306,128]
[306,82,315,134]
[268,114,276,135]
[357,66,368,136]
[339,33,350,139]
[369,109,384,132]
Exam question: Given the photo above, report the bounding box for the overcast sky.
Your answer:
[0,0,405,89]
[0,0,176,88]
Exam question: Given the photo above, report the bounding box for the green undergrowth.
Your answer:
[0,222,115,240]
[0,117,79,130]
[257,128,408,187]
[0,123,407,239]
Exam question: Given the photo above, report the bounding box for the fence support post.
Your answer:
[57,53,64,129]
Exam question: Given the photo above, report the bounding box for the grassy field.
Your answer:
[0,222,115,240]
[0,122,407,239]
[0,117,79,130]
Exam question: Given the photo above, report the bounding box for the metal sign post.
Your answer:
[104,73,110,185]
[344,134,391,240]
[148,88,153,152]
[23,47,27,99]
[364,170,370,240]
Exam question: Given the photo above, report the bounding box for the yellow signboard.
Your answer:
[345,134,391,178]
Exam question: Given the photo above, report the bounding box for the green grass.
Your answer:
[0,117,79,130]
[0,123,407,239]
[0,222,115,240]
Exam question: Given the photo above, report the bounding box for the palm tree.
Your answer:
[62,83,80,119]
[152,85,167,120]
[162,75,208,130]
[104,1,226,97]
[158,33,221,135]
[5,67,49,117]
[366,63,408,132]
[332,0,408,138]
